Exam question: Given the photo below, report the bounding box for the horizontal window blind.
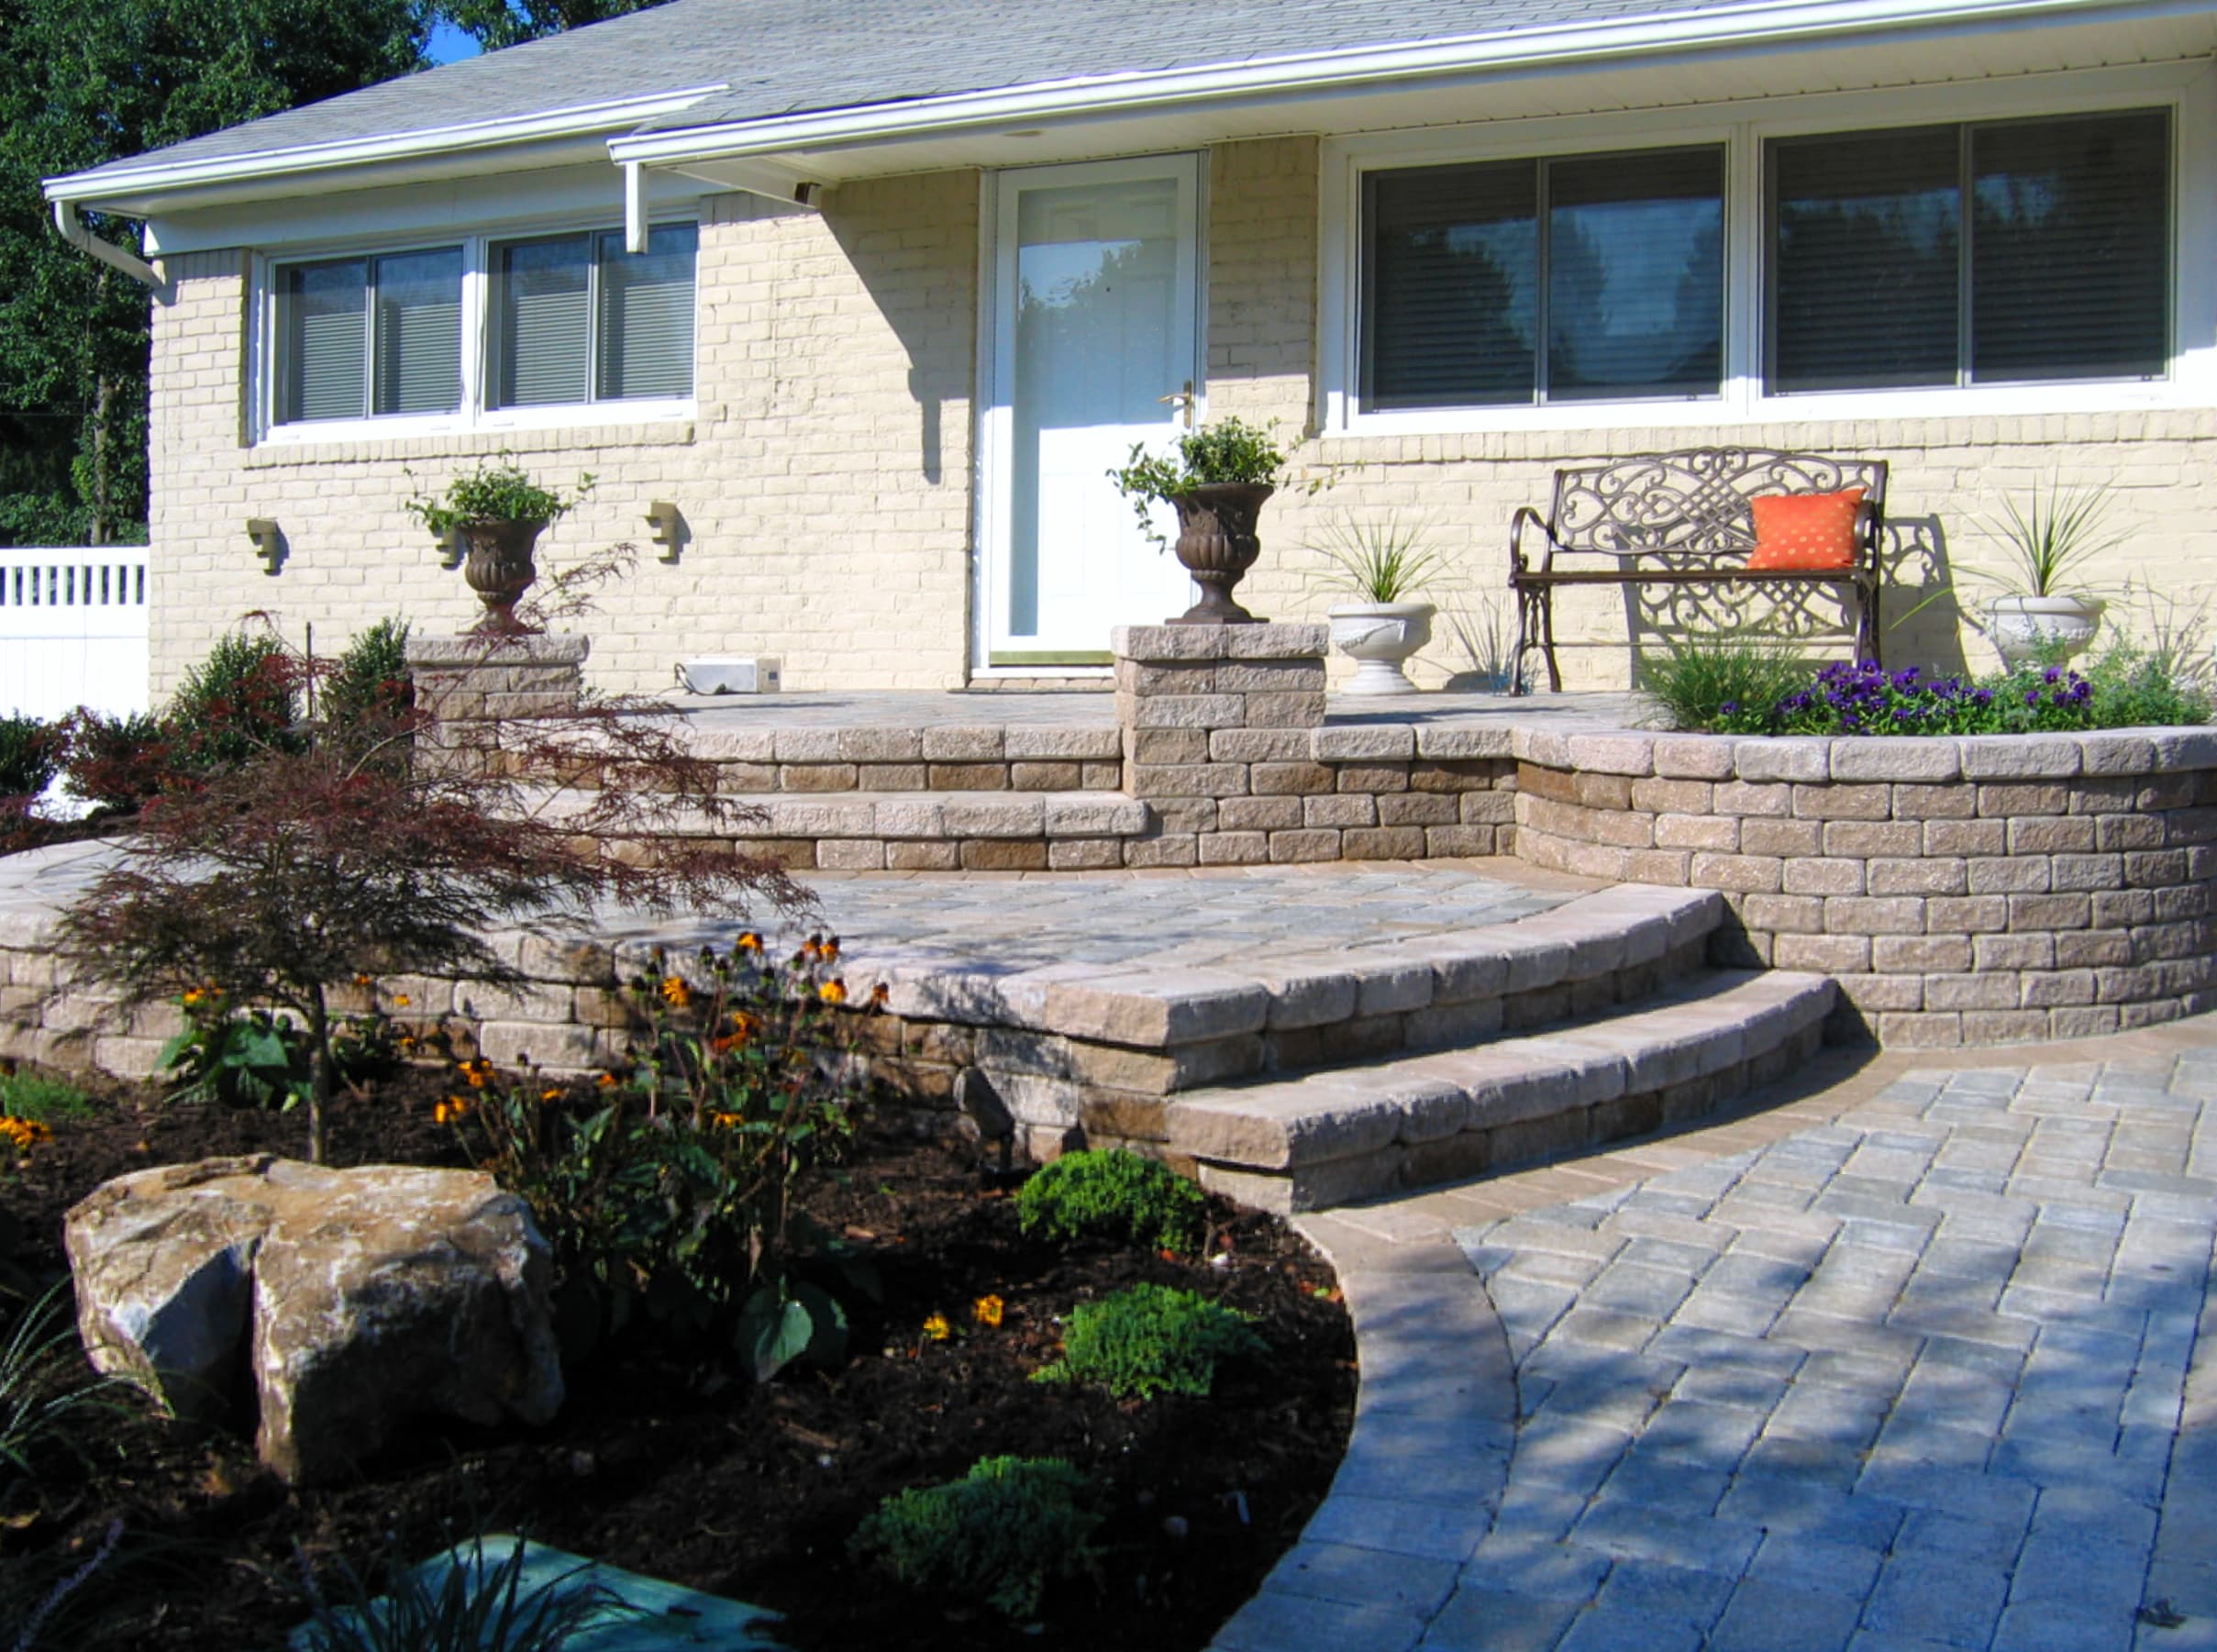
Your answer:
[1546,149,1723,402]
[595,225,696,401]
[496,236,592,408]
[1971,112,2169,383]
[371,249,463,415]
[283,260,368,423]
[1768,108,2168,393]
[1362,148,1723,410]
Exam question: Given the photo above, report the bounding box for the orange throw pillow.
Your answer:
[1746,488,1866,571]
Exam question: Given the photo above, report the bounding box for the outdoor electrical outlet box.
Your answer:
[679,657,781,695]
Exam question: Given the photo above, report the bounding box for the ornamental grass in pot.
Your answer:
[1310,513,1450,695]
[1966,482,2124,666]
[407,459,594,636]
[1108,416,1303,626]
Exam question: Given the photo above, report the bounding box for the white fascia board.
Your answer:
[608,0,2207,165]
[43,85,726,211]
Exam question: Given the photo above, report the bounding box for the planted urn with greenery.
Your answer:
[406,459,593,635]
[1311,512,1451,695]
[1108,416,1301,626]
[1965,481,2124,665]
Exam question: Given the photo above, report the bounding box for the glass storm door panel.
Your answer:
[986,157,1200,665]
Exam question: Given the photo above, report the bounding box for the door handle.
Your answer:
[1158,380,1196,429]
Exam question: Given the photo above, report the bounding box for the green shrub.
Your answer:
[1639,637,1817,735]
[166,630,302,771]
[0,1070,94,1125]
[0,715,59,800]
[1034,1282,1267,1400]
[322,616,414,738]
[1014,1148,1206,1254]
[2084,644,2212,728]
[850,1456,1103,1619]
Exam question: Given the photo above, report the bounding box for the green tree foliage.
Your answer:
[435,0,668,50]
[0,0,427,545]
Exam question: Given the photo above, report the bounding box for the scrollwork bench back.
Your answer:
[1509,447,1889,693]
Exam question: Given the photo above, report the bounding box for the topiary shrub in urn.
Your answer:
[407,459,594,635]
[1108,416,1304,626]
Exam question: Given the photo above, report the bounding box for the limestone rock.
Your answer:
[66,1155,563,1484]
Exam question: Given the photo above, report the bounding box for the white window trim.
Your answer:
[1318,60,2216,439]
[249,216,698,447]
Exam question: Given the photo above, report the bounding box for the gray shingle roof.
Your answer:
[66,0,1750,184]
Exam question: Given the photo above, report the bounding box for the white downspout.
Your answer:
[51,200,163,289]
[624,161,648,253]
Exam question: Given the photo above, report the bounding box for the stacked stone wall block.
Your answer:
[1511,730,2217,1045]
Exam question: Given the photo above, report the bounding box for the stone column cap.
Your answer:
[1112,623,1328,663]
[405,634,591,668]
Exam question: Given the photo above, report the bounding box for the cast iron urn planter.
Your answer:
[1169,482,1273,626]
[460,519,548,635]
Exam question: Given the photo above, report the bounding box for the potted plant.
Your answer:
[1108,417,1301,626]
[1310,513,1449,694]
[1968,482,2123,665]
[406,459,593,635]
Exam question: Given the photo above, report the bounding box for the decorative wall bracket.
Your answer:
[436,527,466,571]
[246,517,283,575]
[644,500,687,563]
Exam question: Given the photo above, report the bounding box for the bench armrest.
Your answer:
[1511,506,1560,577]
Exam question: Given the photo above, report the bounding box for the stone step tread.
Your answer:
[555,789,1151,840]
[682,723,1123,765]
[879,883,1724,1048]
[1167,969,1836,1172]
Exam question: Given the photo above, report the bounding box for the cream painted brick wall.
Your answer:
[1205,145,2217,693]
[148,174,980,699]
[150,139,2217,698]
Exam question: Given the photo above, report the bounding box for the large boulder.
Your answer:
[66,1155,564,1484]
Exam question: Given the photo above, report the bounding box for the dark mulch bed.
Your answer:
[1,1071,1356,1650]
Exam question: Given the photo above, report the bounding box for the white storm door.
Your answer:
[983,156,1201,666]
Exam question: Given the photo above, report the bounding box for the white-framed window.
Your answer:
[255,219,697,443]
[1321,64,2212,436]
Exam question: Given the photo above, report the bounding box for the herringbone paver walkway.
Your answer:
[1217,1020,2217,1652]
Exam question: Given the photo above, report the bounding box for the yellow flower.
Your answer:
[393,994,411,1009]
[922,1313,953,1343]
[800,935,824,961]
[352,974,372,988]
[596,1070,619,1089]
[459,1056,493,1090]
[737,932,763,955]
[708,1110,743,1129]
[820,937,840,963]
[817,979,848,1006]
[434,1097,471,1126]
[869,981,890,1009]
[660,976,692,1009]
[728,1011,759,1042]
[972,1295,1004,1328]
[0,1116,52,1150]
[540,1088,562,1103]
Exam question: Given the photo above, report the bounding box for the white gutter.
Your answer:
[610,0,2200,164]
[43,85,726,208]
[51,201,161,289]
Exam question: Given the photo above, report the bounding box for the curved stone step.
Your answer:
[1169,969,1837,1213]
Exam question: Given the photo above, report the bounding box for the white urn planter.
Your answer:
[1989,595,2105,666]
[1328,601,1436,695]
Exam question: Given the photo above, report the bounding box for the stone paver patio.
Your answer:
[1226,1021,2217,1652]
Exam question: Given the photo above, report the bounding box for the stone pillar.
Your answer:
[1111,623,1328,867]
[404,635,589,774]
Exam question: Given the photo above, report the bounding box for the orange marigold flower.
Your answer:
[596,1070,620,1088]
[817,979,848,1006]
[352,974,372,988]
[972,1294,1004,1328]
[660,976,692,1009]
[922,1313,953,1343]
[181,988,205,1008]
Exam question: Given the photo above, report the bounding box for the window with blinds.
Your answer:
[279,249,461,423]
[1768,109,2170,393]
[1361,147,1724,410]
[493,223,696,409]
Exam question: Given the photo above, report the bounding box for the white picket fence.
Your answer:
[0,545,150,721]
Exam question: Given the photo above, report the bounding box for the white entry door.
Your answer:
[981,156,1201,667]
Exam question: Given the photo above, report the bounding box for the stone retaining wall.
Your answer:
[1510,727,2217,1046]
